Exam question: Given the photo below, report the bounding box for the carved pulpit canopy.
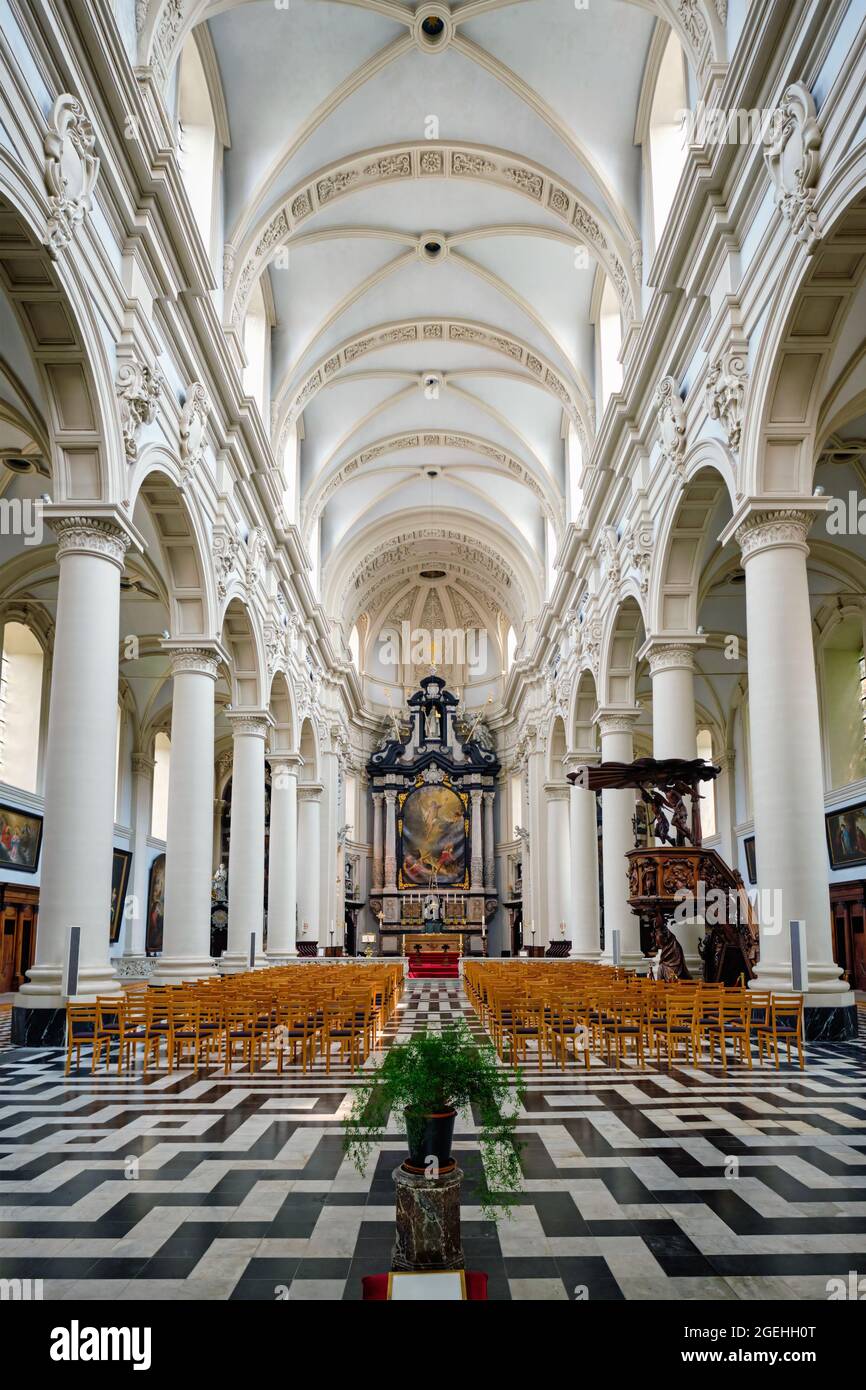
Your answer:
[567,757,720,849]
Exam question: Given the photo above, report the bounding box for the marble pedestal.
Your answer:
[392,1164,464,1271]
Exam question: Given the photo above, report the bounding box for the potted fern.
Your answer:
[343,1018,526,1220]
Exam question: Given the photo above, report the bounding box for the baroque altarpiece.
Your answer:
[366,677,500,954]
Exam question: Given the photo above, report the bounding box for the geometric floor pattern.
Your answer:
[1,980,866,1301]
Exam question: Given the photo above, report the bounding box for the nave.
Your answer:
[1,980,865,1303]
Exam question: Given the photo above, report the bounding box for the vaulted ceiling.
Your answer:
[187,0,672,665]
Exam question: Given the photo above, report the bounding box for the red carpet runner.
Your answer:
[407,953,460,979]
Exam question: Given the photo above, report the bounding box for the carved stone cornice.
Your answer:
[167,646,220,680]
[131,755,155,779]
[53,515,131,569]
[655,375,687,478]
[734,508,814,562]
[227,711,272,740]
[763,81,822,255]
[116,359,161,461]
[43,94,99,255]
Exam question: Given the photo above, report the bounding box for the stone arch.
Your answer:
[226,142,637,331]
[298,715,320,783]
[547,713,568,782]
[650,448,734,635]
[268,669,297,753]
[742,164,866,498]
[0,188,124,504]
[569,667,600,754]
[129,450,216,640]
[600,594,646,707]
[220,595,264,708]
[274,316,590,448]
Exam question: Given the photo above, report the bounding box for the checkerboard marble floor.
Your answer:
[1,982,865,1301]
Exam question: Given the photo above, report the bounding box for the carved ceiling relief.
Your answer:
[655,375,687,479]
[764,81,823,255]
[179,382,211,489]
[116,358,161,462]
[705,346,748,452]
[43,94,100,256]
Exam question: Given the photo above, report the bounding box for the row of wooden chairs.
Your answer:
[462,961,806,1071]
[64,962,404,1076]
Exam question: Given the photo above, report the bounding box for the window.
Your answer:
[567,421,583,524]
[860,655,866,743]
[151,732,171,841]
[115,704,123,822]
[348,624,360,670]
[506,626,517,672]
[510,772,523,839]
[0,623,43,793]
[648,30,689,247]
[824,621,866,789]
[545,517,557,599]
[177,37,218,258]
[598,277,623,411]
[696,727,716,840]
[243,278,269,418]
[344,773,357,840]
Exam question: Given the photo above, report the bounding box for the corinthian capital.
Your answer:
[734,508,814,561]
[52,515,131,568]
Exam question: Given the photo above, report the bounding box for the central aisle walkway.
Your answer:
[0,981,864,1301]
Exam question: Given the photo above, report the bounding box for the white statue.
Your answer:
[424,704,441,740]
[423,894,439,922]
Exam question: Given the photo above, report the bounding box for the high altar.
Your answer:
[367,676,500,957]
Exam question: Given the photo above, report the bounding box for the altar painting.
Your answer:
[399,784,467,888]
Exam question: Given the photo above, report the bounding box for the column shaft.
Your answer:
[545,785,570,948]
[16,517,130,1023]
[566,758,601,960]
[596,710,642,967]
[267,754,300,960]
[297,785,322,948]
[223,714,269,970]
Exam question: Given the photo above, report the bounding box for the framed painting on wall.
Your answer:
[0,802,43,873]
[743,835,757,885]
[146,853,166,954]
[826,801,866,870]
[110,848,132,944]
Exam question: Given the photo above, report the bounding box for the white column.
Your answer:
[153,646,221,983]
[526,737,547,946]
[595,708,642,967]
[645,640,701,968]
[223,712,270,971]
[565,755,601,960]
[124,754,154,960]
[483,791,496,892]
[371,791,384,891]
[16,516,131,1016]
[297,784,322,948]
[735,508,850,1021]
[320,748,340,947]
[545,783,571,948]
[267,752,301,960]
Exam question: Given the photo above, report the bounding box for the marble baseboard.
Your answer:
[804,1003,857,1042]
[12,1005,66,1047]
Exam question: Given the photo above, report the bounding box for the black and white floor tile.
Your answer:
[1,982,865,1301]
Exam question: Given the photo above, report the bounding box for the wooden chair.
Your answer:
[652,995,698,1069]
[65,1002,101,1074]
[224,1001,267,1073]
[602,998,646,1069]
[755,994,805,1069]
[94,996,128,1074]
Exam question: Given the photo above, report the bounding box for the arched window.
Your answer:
[151,732,171,840]
[177,35,219,259]
[597,276,623,411]
[648,30,689,248]
[0,622,43,793]
[343,773,357,840]
[348,624,360,670]
[696,727,716,839]
[243,278,269,417]
[506,625,517,672]
[510,772,523,839]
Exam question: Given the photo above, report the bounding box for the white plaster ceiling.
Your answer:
[199,0,659,655]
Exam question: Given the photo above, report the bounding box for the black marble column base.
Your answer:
[11,1006,66,1047]
[392,1163,464,1271]
[804,1004,857,1042]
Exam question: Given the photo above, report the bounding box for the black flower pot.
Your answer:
[403,1107,457,1175]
